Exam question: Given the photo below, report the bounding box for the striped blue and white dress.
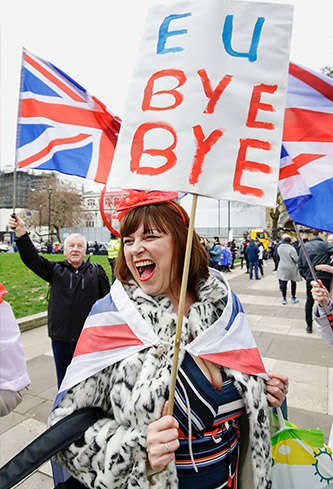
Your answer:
[174,353,245,489]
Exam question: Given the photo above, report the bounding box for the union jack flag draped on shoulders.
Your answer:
[55,275,268,406]
[279,62,333,232]
[16,49,121,184]
[52,273,268,485]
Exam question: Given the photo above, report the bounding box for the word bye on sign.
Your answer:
[108,0,293,207]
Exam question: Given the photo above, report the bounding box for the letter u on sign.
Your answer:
[222,15,265,62]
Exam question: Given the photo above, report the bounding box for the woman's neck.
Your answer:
[167,292,195,315]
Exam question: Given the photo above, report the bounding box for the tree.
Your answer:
[24,174,83,242]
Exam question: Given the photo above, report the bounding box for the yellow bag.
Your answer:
[271,408,333,488]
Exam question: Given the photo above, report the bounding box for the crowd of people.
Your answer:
[2,207,332,489]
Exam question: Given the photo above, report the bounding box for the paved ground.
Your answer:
[1,259,332,487]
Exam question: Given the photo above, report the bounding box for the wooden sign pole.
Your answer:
[167,194,198,415]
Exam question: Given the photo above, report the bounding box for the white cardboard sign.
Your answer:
[107,0,293,206]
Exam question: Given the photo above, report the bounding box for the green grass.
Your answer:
[0,253,112,319]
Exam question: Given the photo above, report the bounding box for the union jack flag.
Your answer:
[279,62,333,232]
[55,273,268,405]
[16,49,121,184]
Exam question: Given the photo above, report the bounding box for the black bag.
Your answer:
[0,406,103,489]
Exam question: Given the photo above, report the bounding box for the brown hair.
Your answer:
[115,201,209,300]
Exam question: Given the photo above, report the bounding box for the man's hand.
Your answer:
[8,214,27,238]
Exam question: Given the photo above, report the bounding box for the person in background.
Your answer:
[245,239,260,280]
[107,234,121,284]
[327,234,333,254]
[48,193,288,489]
[291,238,300,255]
[272,239,281,271]
[298,230,333,333]
[8,214,110,387]
[93,241,100,254]
[0,282,30,416]
[255,238,264,277]
[302,233,309,244]
[311,263,333,345]
[276,234,302,305]
[209,236,222,270]
[229,239,237,269]
[199,236,210,258]
[240,237,250,273]
[219,241,232,272]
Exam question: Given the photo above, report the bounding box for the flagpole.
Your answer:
[12,47,26,216]
[293,222,332,318]
[167,194,198,416]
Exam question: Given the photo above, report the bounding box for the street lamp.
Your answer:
[48,186,52,242]
[39,204,42,234]
[227,201,231,240]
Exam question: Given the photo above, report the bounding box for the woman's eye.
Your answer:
[123,239,132,246]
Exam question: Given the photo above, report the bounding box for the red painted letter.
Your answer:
[246,84,277,129]
[130,122,177,176]
[189,125,223,185]
[142,69,187,111]
[233,138,272,197]
[198,69,232,114]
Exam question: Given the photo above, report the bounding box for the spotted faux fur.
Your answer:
[48,273,272,489]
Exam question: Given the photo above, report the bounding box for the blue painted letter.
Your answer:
[222,15,265,63]
[157,13,191,54]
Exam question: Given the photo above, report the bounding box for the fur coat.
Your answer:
[48,273,272,489]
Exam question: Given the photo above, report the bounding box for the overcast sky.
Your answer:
[1,0,332,227]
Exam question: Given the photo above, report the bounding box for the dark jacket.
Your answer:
[245,241,259,262]
[16,233,110,342]
[298,237,333,281]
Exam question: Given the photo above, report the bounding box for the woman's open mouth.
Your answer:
[135,260,156,281]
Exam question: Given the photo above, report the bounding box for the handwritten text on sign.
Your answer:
[107,0,293,206]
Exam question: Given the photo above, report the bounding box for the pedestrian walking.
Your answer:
[209,236,222,270]
[298,229,333,333]
[245,239,260,279]
[240,238,249,272]
[276,234,302,305]
[219,242,232,272]
[272,239,281,271]
[229,239,237,269]
[8,215,110,387]
[255,238,265,276]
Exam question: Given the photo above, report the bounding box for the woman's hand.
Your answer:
[266,371,288,407]
[311,279,330,307]
[146,402,180,473]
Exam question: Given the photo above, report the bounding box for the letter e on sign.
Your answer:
[247,84,278,130]
[233,138,272,197]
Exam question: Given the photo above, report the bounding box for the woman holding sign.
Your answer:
[48,191,287,489]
